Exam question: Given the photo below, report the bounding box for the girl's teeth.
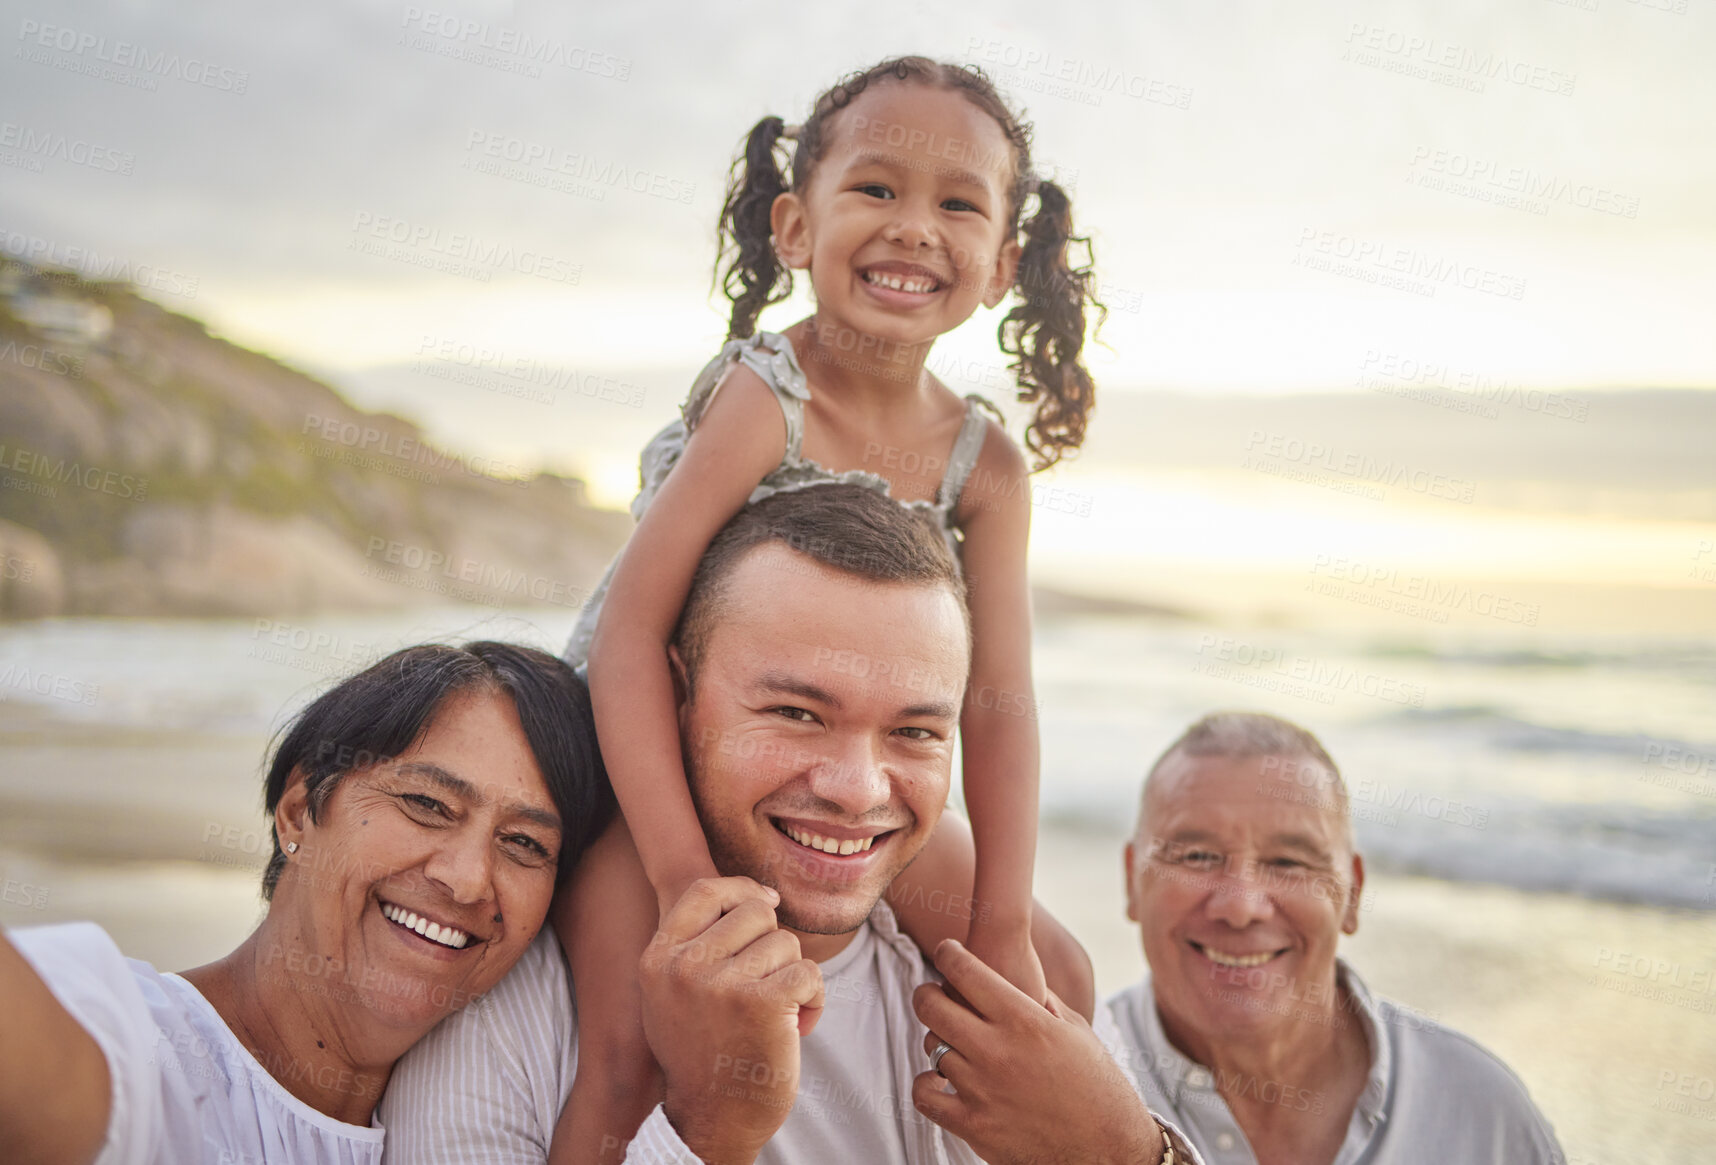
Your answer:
[864,271,935,293]
[783,825,875,855]
[381,902,471,949]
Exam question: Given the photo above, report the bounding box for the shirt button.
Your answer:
[1186,1068,1210,1088]
[1215,1132,1236,1151]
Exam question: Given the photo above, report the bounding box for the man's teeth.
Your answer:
[1201,946,1276,968]
[863,270,937,293]
[782,825,875,855]
[381,902,470,949]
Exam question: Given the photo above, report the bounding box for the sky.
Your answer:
[3,0,1711,391]
[4,0,1713,623]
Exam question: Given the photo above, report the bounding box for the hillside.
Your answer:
[0,258,630,618]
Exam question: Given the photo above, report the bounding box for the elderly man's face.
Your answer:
[675,544,969,939]
[1124,752,1363,1051]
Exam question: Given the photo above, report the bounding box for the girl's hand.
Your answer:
[964,920,1049,1007]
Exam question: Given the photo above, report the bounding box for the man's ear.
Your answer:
[1341,852,1365,935]
[771,190,812,270]
[982,236,1022,310]
[1123,839,1141,923]
[275,767,311,860]
[667,644,691,711]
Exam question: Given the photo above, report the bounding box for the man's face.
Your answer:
[1124,752,1363,1055]
[677,544,969,942]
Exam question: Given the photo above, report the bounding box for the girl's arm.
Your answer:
[586,364,791,909]
[951,422,1052,1002]
[886,812,1095,1019]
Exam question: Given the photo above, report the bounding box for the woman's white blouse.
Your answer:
[11,922,386,1165]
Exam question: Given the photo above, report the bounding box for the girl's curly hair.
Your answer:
[715,55,1105,471]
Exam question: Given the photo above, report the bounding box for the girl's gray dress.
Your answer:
[563,330,991,666]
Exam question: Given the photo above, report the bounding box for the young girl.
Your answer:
[552,56,1104,1161]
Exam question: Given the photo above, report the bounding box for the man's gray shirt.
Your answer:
[1106,961,1564,1164]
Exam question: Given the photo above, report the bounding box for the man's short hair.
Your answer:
[672,483,969,686]
[1138,711,1354,850]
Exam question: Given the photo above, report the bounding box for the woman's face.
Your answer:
[272,689,563,1033]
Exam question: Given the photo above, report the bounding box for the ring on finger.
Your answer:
[929,1040,954,1076]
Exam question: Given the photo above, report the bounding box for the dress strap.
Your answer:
[681,331,812,462]
[936,396,991,511]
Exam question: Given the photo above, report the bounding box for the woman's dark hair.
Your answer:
[715,54,1105,471]
[260,641,612,900]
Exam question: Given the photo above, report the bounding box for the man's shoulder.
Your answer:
[1370,988,1558,1145]
[1102,976,1154,1042]
[389,928,573,1081]
[1375,993,1531,1088]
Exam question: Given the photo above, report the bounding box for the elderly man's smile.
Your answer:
[1188,939,1290,970]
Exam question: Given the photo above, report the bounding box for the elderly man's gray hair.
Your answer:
[1138,710,1354,850]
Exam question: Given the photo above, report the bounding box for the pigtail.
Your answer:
[715,116,794,341]
[999,179,1105,472]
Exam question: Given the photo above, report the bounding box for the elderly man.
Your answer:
[379,484,1194,1164]
[1109,711,1563,1164]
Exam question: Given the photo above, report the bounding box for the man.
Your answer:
[379,484,1192,1164]
[1109,711,1564,1164]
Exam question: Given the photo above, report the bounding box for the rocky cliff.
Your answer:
[0,258,630,618]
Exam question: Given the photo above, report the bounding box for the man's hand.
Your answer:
[639,877,823,1165]
[911,939,1164,1165]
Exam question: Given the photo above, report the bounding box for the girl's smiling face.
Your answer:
[770,81,1022,349]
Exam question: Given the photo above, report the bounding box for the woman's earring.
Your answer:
[285,842,299,854]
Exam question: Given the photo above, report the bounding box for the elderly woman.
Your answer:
[0,641,611,1165]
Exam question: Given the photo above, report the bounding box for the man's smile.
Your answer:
[1188,939,1290,970]
[771,816,898,858]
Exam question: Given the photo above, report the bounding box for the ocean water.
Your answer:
[2,608,1713,913]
